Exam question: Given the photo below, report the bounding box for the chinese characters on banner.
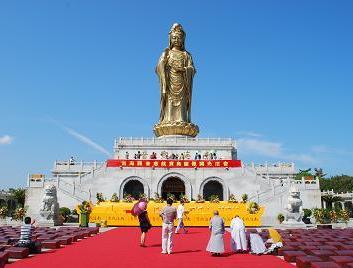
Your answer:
[106,159,241,168]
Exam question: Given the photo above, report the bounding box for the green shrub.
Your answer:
[59,207,71,222]
[303,208,312,218]
[241,194,248,203]
[277,213,285,223]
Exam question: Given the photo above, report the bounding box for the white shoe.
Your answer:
[161,251,167,254]
[167,251,172,254]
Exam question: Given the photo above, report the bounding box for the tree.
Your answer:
[320,175,353,193]
[321,195,343,209]
[8,188,26,208]
[295,168,313,180]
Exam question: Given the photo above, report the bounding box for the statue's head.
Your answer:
[289,185,300,198]
[44,185,56,196]
[169,23,185,50]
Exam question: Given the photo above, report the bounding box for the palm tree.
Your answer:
[321,195,343,209]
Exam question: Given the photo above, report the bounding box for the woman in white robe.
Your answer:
[230,215,248,252]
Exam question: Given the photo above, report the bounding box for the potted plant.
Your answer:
[0,206,8,224]
[195,194,205,203]
[123,193,135,203]
[228,194,237,203]
[277,213,285,224]
[110,193,119,202]
[96,192,105,204]
[302,208,312,224]
[241,194,248,203]
[139,193,147,200]
[78,201,92,227]
[209,195,220,203]
[179,194,190,203]
[153,192,164,203]
[247,201,259,214]
[166,193,175,202]
[59,207,71,223]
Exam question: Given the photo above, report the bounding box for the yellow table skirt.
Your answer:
[89,201,264,227]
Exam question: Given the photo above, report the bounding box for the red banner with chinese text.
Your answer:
[106,159,241,168]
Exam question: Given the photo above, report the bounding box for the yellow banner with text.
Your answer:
[89,201,264,227]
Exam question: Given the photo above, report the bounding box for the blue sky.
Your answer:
[1,1,353,188]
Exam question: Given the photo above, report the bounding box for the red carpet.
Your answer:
[8,227,294,268]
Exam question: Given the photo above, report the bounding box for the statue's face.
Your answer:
[171,33,183,48]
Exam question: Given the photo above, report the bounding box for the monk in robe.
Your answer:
[230,215,248,252]
[264,228,283,254]
[206,210,225,256]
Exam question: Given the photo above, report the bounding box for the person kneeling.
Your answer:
[17,216,41,254]
[263,228,283,255]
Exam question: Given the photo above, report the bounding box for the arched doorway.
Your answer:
[123,180,144,199]
[161,177,185,200]
[203,181,224,201]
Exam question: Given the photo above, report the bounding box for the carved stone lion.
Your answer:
[39,185,60,224]
[284,186,304,224]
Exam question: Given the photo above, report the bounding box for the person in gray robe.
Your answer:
[206,210,225,256]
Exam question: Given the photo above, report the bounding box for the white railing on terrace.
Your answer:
[249,177,320,204]
[115,137,235,147]
[245,162,295,174]
[53,161,105,172]
[322,190,353,199]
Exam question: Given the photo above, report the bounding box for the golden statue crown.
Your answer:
[169,23,185,37]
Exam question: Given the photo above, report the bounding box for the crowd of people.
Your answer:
[124,151,218,160]
[132,199,282,256]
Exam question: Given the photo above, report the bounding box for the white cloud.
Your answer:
[238,138,282,157]
[63,127,111,157]
[311,145,330,153]
[311,145,353,156]
[238,138,318,165]
[236,131,263,138]
[0,135,14,145]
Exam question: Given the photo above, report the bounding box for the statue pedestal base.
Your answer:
[153,122,199,137]
[281,220,306,228]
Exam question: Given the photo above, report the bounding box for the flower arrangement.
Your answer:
[139,193,147,200]
[339,209,350,223]
[329,210,338,223]
[96,192,105,203]
[12,207,27,221]
[179,194,190,203]
[195,194,205,203]
[153,192,164,203]
[209,195,220,203]
[228,194,237,203]
[247,201,259,214]
[0,206,8,219]
[78,201,92,214]
[123,193,135,203]
[241,194,248,203]
[110,193,119,202]
[166,193,176,202]
[277,213,285,223]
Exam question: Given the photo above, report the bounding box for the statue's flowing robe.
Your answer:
[156,48,195,124]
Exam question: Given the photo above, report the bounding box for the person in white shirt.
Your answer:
[175,200,188,234]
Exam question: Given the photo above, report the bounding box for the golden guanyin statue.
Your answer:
[153,23,199,137]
